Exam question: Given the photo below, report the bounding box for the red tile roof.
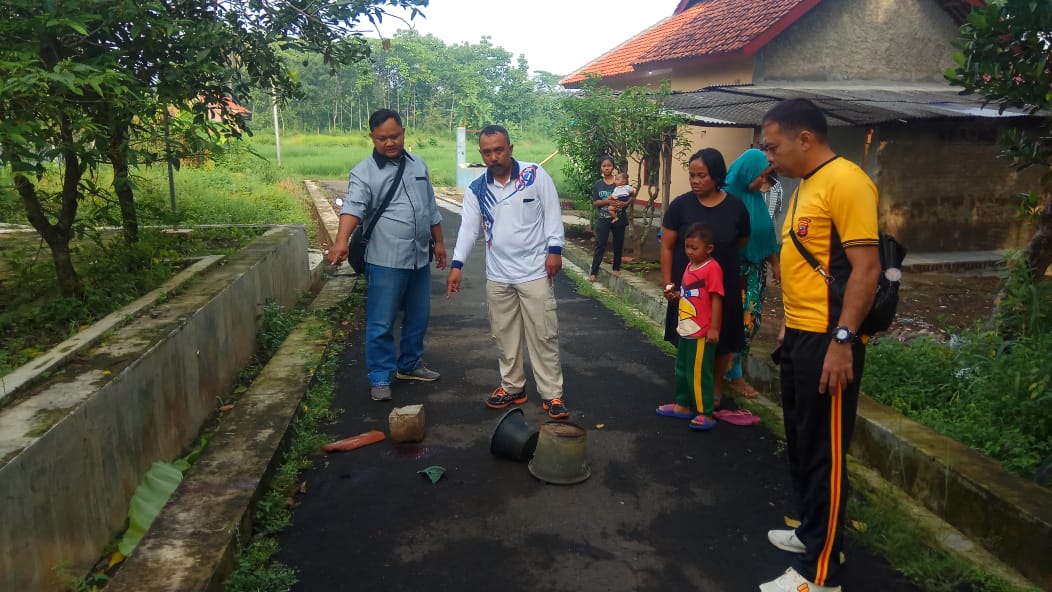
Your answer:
[561,0,821,87]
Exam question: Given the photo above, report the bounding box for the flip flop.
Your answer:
[713,409,761,426]
[689,414,717,431]
[656,403,694,419]
[728,378,760,399]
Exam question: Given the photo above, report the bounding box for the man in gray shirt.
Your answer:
[327,109,446,401]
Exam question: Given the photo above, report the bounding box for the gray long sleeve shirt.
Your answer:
[341,150,442,270]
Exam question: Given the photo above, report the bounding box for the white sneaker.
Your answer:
[759,567,841,592]
[768,529,806,553]
[768,529,847,564]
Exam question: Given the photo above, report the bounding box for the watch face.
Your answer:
[835,328,850,341]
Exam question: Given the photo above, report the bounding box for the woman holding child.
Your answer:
[589,156,635,281]
[658,148,750,423]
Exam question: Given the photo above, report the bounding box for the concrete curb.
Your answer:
[560,240,1046,590]
[106,272,359,592]
[0,255,224,406]
[0,227,312,591]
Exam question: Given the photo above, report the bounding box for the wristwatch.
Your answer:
[832,326,859,344]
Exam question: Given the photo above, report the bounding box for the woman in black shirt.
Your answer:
[661,148,751,408]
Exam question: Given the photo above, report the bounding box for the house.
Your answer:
[560,0,1041,252]
[207,96,252,125]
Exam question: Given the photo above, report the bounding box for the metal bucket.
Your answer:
[490,408,539,462]
[528,421,591,485]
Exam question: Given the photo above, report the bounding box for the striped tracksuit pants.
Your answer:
[674,337,716,416]
[780,328,865,588]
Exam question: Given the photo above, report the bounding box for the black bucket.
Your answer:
[490,408,539,461]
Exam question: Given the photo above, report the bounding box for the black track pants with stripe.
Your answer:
[780,328,865,588]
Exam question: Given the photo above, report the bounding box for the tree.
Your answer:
[0,0,425,297]
[554,78,691,252]
[947,0,1052,281]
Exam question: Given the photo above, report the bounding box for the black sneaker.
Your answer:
[542,397,569,419]
[485,387,527,409]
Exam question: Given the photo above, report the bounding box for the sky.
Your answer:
[379,1,679,77]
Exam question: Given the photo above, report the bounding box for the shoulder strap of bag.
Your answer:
[362,155,407,241]
[787,189,835,285]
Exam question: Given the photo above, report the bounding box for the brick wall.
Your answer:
[755,0,958,83]
[875,120,1040,251]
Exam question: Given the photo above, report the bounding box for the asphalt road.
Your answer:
[276,200,919,591]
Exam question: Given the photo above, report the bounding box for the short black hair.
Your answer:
[479,124,511,145]
[369,108,402,131]
[599,155,615,166]
[688,148,728,190]
[684,222,714,244]
[762,99,828,141]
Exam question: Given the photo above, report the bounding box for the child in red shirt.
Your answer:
[655,223,724,431]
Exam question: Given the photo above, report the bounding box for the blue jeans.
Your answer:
[364,262,432,386]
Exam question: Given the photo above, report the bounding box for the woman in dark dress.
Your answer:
[660,148,751,407]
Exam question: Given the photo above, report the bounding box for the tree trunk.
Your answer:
[636,135,673,257]
[8,149,83,298]
[1024,195,1052,279]
[107,122,139,243]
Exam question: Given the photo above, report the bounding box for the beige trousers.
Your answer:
[486,277,564,399]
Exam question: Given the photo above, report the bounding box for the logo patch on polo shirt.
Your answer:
[796,217,811,238]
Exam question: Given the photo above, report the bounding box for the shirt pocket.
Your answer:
[521,197,541,226]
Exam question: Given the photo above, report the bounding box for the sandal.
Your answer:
[689,414,717,431]
[656,403,694,419]
[727,377,760,399]
[713,409,761,426]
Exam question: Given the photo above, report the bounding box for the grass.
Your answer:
[862,328,1052,481]
[0,227,266,377]
[244,129,570,192]
[223,290,361,592]
[0,144,312,378]
[861,260,1052,483]
[847,479,1037,592]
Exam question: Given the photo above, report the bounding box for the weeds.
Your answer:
[847,486,1035,592]
[52,562,109,592]
[863,254,1052,481]
[223,293,353,592]
[257,302,308,360]
[223,538,297,592]
[0,228,263,376]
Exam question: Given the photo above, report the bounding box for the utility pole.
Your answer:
[272,86,282,167]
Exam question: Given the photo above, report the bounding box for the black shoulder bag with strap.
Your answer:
[787,191,907,335]
[347,156,407,274]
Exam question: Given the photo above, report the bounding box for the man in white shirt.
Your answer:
[446,125,569,419]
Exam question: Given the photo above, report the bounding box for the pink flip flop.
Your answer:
[713,409,761,426]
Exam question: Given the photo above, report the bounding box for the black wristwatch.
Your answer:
[832,326,859,344]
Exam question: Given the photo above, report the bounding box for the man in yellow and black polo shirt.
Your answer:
[757,99,881,592]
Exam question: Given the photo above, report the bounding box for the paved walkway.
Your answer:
[275,201,919,591]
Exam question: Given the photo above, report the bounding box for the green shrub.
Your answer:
[863,328,1052,478]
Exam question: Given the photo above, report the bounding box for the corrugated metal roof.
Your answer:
[660,84,1035,127]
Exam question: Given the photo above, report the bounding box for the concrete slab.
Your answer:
[106,276,358,592]
[0,255,224,406]
[0,227,310,591]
